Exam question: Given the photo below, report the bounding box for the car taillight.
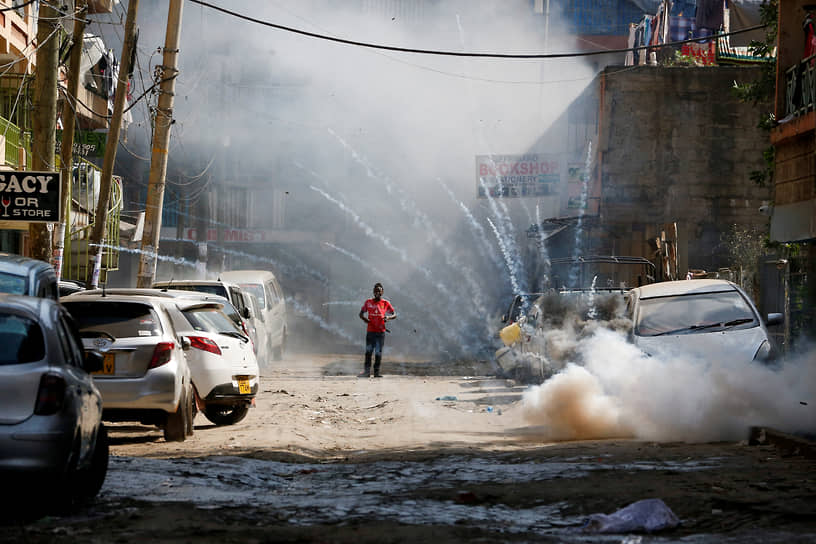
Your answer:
[189,336,222,355]
[148,342,175,369]
[34,374,66,415]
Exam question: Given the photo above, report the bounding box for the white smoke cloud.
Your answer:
[523,329,816,443]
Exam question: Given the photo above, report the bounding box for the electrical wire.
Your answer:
[0,0,35,13]
[187,0,768,60]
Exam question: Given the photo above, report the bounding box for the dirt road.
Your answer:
[4,353,816,543]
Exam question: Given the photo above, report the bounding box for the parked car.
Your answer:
[242,290,269,363]
[68,288,248,348]
[151,279,255,345]
[168,299,259,426]
[626,279,783,363]
[0,252,58,300]
[219,270,288,360]
[61,293,195,442]
[0,294,108,507]
[63,288,259,425]
[58,279,86,298]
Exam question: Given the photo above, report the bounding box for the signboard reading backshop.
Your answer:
[0,171,61,223]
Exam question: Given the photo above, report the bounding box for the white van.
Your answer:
[220,270,287,360]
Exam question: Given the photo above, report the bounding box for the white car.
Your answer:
[626,279,783,363]
[169,300,259,426]
[219,270,288,361]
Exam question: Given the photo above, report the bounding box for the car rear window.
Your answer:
[63,301,163,337]
[0,272,27,295]
[182,307,240,334]
[157,284,228,298]
[0,313,45,365]
[239,283,266,308]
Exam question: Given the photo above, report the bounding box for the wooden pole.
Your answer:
[29,0,61,262]
[136,0,183,287]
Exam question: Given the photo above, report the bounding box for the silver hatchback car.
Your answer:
[61,293,195,442]
[0,294,108,507]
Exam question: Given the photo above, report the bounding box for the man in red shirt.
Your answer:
[358,282,396,378]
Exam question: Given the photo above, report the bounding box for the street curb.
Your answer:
[749,426,816,459]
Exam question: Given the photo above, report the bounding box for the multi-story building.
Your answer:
[0,0,122,283]
[768,0,816,347]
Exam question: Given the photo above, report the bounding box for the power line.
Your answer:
[187,0,768,60]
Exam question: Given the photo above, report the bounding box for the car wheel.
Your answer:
[185,386,196,437]
[203,403,250,426]
[77,424,109,502]
[272,331,286,360]
[164,390,189,442]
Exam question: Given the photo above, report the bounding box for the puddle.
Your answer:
[99,454,721,536]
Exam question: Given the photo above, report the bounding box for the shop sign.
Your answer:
[0,171,61,223]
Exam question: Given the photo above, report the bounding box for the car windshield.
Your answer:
[0,313,45,364]
[182,307,241,334]
[635,290,758,337]
[0,272,27,295]
[63,301,163,337]
[239,283,266,308]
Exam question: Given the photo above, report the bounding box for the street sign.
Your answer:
[0,171,61,223]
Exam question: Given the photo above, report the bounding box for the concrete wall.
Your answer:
[596,65,773,272]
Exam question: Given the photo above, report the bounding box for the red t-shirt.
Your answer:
[361,298,395,333]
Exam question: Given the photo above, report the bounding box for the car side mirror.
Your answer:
[84,350,105,373]
[180,336,191,350]
[241,307,251,319]
[765,313,783,326]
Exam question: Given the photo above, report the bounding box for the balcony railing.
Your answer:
[0,115,29,168]
[784,55,816,118]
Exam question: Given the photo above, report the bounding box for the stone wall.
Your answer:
[596,65,773,272]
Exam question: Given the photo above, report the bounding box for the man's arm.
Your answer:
[359,309,369,323]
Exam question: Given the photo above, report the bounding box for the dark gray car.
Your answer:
[0,252,58,300]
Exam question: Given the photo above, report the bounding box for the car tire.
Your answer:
[77,424,109,502]
[203,403,250,426]
[272,331,286,361]
[164,390,190,442]
[185,385,196,437]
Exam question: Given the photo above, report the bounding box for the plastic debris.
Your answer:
[436,396,457,401]
[486,406,493,413]
[581,498,680,534]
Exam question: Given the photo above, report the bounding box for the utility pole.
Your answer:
[30,0,60,262]
[86,0,139,287]
[54,0,87,280]
[136,0,183,288]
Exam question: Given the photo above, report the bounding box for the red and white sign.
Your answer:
[476,154,561,198]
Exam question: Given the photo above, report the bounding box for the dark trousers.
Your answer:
[363,331,385,374]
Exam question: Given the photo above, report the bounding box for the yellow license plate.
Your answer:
[238,379,251,394]
[94,353,115,375]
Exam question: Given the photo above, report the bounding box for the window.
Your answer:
[56,314,83,368]
[181,307,240,334]
[0,271,27,295]
[63,301,163,337]
[0,313,45,365]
